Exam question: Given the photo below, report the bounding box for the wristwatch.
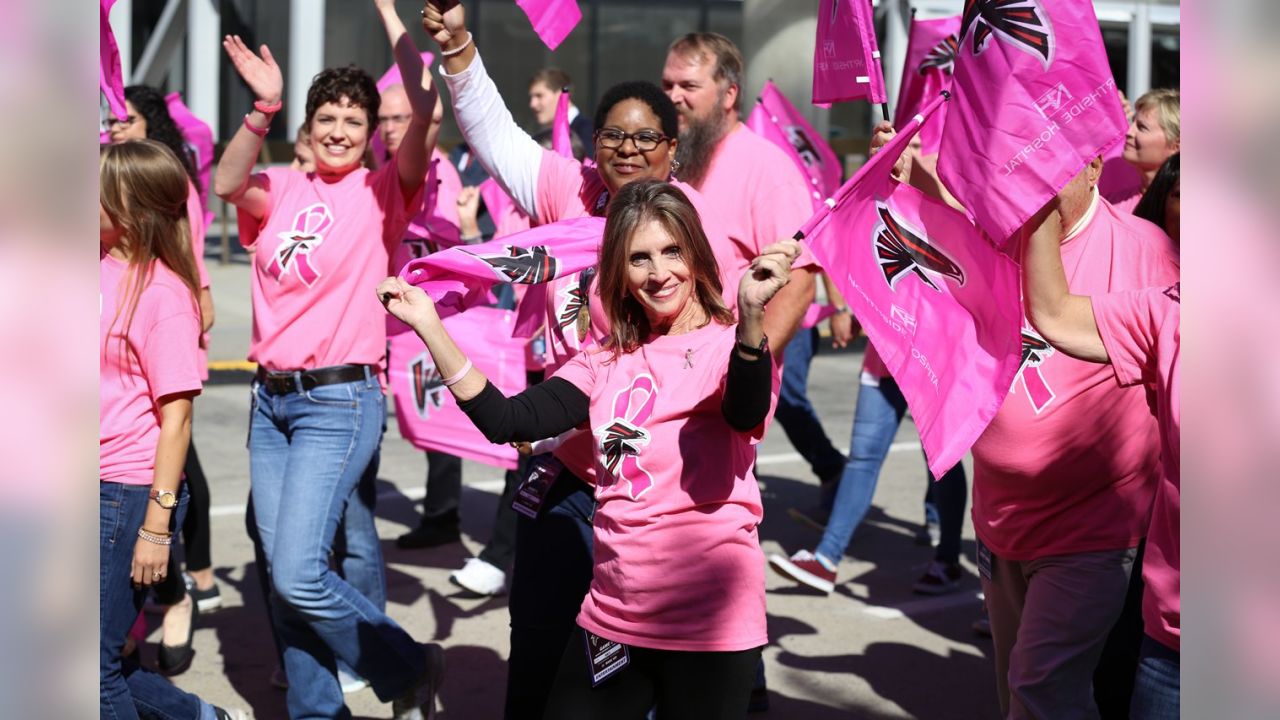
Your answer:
[149,488,179,510]
[736,333,769,359]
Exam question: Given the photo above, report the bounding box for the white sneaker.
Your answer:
[449,558,506,596]
[339,667,370,694]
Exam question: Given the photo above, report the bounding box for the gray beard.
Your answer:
[674,111,730,189]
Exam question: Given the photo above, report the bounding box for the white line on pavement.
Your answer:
[860,591,983,620]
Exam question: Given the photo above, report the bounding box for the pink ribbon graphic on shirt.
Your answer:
[269,203,332,287]
[596,374,658,500]
[1016,328,1057,413]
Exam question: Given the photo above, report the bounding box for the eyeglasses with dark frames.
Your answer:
[594,129,671,152]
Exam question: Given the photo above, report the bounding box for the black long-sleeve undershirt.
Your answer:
[458,346,774,443]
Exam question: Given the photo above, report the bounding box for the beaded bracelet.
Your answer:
[137,527,174,546]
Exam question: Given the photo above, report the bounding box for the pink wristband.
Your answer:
[253,98,283,115]
[442,359,473,387]
[243,114,270,137]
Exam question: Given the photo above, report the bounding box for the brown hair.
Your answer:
[668,32,744,112]
[305,65,380,127]
[1134,88,1180,146]
[529,67,572,92]
[100,140,202,354]
[597,180,732,356]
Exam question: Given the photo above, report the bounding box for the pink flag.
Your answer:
[165,92,215,228]
[388,307,526,469]
[938,0,1128,245]
[515,0,582,51]
[746,80,843,207]
[812,0,887,105]
[894,16,961,155]
[478,177,516,229]
[798,95,1023,477]
[99,0,127,121]
[398,216,604,319]
[552,87,574,159]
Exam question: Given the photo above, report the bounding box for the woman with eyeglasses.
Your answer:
[421,3,746,716]
[382,180,798,718]
[212,2,445,717]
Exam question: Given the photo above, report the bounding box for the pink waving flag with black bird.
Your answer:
[746,80,843,208]
[516,0,582,51]
[397,215,604,319]
[165,92,215,227]
[389,307,526,469]
[894,15,961,155]
[938,0,1128,245]
[813,0,887,106]
[797,95,1023,477]
[99,0,127,120]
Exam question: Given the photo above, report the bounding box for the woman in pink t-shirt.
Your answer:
[381,180,797,718]
[99,140,246,720]
[1109,89,1180,213]
[1022,202,1181,718]
[213,3,444,717]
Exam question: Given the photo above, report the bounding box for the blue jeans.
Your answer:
[101,482,211,720]
[1130,634,1179,719]
[505,467,596,720]
[249,373,424,719]
[774,328,846,482]
[816,377,967,564]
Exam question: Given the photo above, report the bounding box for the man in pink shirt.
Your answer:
[975,155,1179,718]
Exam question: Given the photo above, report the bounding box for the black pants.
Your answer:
[421,450,463,520]
[505,470,595,720]
[544,627,762,720]
[1094,539,1147,718]
[480,461,525,569]
[923,460,969,566]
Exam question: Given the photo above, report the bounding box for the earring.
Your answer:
[669,158,681,180]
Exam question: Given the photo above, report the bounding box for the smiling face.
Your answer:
[624,219,701,331]
[1123,106,1178,172]
[594,98,676,194]
[308,98,370,173]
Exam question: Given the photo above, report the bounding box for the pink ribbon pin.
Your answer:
[269,203,333,287]
[596,374,658,500]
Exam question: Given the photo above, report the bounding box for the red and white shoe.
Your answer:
[768,549,836,594]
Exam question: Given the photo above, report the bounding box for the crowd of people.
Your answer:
[100,1,1181,718]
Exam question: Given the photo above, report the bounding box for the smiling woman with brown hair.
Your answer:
[381,179,799,718]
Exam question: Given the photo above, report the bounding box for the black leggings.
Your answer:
[543,627,762,720]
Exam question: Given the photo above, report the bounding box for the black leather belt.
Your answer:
[255,364,373,395]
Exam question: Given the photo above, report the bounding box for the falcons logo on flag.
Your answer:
[959,0,1054,68]
[599,419,650,475]
[872,202,966,292]
[557,284,585,330]
[470,244,559,284]
[919,34,959,75]
[410,354,447,418]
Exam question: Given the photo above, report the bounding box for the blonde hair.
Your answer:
[1135,89,1180,146]
[100,140,202,353]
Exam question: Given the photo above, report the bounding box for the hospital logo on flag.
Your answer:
[959,0,1055,68]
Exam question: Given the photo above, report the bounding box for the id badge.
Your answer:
[976,538,994,582]
[583,630,629,686]
[511,455,564,519]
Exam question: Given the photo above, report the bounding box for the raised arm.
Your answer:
[213,36,282,219]
[374,0,440,197]
[1020,205,1108,362]
[423,0,545,217]
[723,240,801,430]
[377,277,588,440]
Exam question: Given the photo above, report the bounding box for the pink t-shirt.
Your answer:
[405,149,464,245]
[534,150,740,482]
[1094,283,1181,651]
[553,322,774,651]
[1109,190,1142,215]
[238,164,419,371]
[695,124,821,280]
[972,198,1179,560]
[100,252,203,485]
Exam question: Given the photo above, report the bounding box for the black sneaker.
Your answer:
[211,706,248,720]
[911,561,963,595]
[185,574,223,612]
[397,519,461,549]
